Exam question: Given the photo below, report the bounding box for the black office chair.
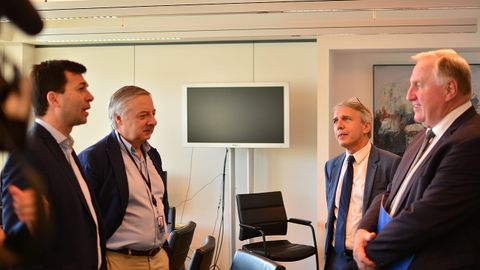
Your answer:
[236,191,319,270]
[168,221,197,270]
[187,235,216,270]
[230,250,286,270]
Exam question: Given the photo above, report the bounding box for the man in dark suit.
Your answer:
[1,60,106,269]
[324,98,400,270]
[78,86,169,270]
[354,49,480,270]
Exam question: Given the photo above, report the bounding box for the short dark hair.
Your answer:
[31,60,86,116]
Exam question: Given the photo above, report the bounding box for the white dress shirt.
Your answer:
[107,132,166,251]
[334,142,371,250]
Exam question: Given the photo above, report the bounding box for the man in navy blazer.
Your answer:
[1,60,106,269]
[79,86,169,270]
[324,98,400,270]
[354,50,480,270]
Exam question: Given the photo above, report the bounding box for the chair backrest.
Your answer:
[230,250,286,270]
[236,191,288,240]
[167,207,176,232]
[168,221,197,270]
[188,235,216,270]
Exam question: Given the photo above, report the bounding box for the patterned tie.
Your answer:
[390,128,436,215]
[411,128,436,167]
[334,155,355,253]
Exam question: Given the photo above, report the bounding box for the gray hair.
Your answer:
[412,49,472,97]
[108,85,151,129]
[334,97,373,138]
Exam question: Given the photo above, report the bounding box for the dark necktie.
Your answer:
[411,128,436,167]
[390,128,436,215]
[334,155,355,253]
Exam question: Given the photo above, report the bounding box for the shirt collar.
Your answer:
[116,130,151,158]
[345,141,371,164]
[35,118,72,146]
[431,101,472,140]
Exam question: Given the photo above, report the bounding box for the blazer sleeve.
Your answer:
[358,192,383,233]
[358,148,399,233]
[1,152,43,263]
[78,147,104,196]
[324,161,332,205]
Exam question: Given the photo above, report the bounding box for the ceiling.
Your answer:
[2,0,480,45]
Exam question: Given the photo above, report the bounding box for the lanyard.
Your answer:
[118,134,158,207]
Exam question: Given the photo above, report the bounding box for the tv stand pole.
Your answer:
[247,148,254,193]
[229,148,255,264]
[229,148,236,266]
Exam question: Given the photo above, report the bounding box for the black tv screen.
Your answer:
[182,82,289,148]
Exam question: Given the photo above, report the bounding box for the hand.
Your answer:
[8,185,37,233]
[0,228,19,265]
[0,228,5,247]
[353,229,377,270]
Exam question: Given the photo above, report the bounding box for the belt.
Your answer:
[108,247,161,257]
[344,249,353,257]
[331,244,353,258]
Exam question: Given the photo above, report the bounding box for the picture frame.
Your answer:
[373,64,480,156]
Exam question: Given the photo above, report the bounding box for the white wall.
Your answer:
[17,24,480,270]
[34,41,318,270]
[35,45,135,146]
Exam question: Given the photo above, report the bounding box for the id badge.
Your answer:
[157,214,165,234]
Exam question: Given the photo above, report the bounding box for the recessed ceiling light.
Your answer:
[43,37,181,43]
[43,16,118,21]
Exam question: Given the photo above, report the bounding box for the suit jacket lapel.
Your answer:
[389,132,449,214]
[147,148,164,180]
[385,133,424,209]
[363,146,378,215]
[106,130,129,210]
[329,154,345,210]
[325,154,344,251]
[443,106,476,137]
[33,123,94,221]
[71,149,102,223]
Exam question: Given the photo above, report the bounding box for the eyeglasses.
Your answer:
[353,97,367,110]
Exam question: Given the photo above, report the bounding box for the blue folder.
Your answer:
[377,205,414,270]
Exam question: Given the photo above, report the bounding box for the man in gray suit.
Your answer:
[324,98,400,270]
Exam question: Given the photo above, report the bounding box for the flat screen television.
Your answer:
[182,82,289,148]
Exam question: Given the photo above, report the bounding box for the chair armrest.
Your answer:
[239,223,262,232]
[288,218,319,254]
[288,218,312,226]
[239,223,267,238]
[239,223,269,256]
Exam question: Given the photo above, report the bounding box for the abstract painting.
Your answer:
[373,64,480,156]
